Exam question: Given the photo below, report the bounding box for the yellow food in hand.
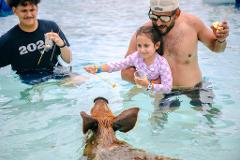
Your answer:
[212,21,220,28]
[212,21,223,31]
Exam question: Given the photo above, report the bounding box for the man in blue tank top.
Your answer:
[0,0,73,84]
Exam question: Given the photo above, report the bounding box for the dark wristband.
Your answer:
[96,66,102,73]
[147,80,153,91]
[59,42,66,48]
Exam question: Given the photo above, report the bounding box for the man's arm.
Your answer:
[121,32,137,83]
[125,32,137,57]
[0,36,11,68]
[59,45,72,64]
[45,32,72,64]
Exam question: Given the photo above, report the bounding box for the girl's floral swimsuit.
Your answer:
[106,51,173,93]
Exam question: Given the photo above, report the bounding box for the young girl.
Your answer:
[84,26,172,93]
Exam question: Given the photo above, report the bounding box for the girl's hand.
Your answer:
[84,65,98,74]
[134,76,148,88]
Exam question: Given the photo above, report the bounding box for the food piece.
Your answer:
[212,21,223,31]
[112,83,117,88]
[212,21,220,28]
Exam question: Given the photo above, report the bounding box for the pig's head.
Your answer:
[80,97,139,147]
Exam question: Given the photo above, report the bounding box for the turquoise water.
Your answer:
[0,0,240,160]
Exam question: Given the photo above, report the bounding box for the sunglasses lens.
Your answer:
[149,13,171,23]
[160,16,171,23]
[149,14,158,21]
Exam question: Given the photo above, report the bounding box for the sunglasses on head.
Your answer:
[148,9,176,23]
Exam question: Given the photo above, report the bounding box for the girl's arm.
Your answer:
[106,52,137,72]
[84,52,138,74]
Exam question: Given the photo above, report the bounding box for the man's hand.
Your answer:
[211,21,229,42]
[45,32,65,47]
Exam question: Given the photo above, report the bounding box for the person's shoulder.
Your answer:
[179,11,205,30]
[143,20,152,27]
[0,25,19,41]
[38,19,58,26]
[156,54,168,63]
[127,51,139,57]
[180,12,203,25]
[132,51,140,57]
[38,19,60,31]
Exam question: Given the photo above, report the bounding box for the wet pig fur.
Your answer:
[80,97,179,160]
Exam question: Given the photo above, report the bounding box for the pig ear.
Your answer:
[80,111,98,134]
[112,107,139,132]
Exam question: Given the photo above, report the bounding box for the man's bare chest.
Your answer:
[163,31,198,62]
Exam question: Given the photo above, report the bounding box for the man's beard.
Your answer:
[152,21,175,56]
[153,21,175,36]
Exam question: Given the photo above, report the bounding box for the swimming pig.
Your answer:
[80,97,178,160]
